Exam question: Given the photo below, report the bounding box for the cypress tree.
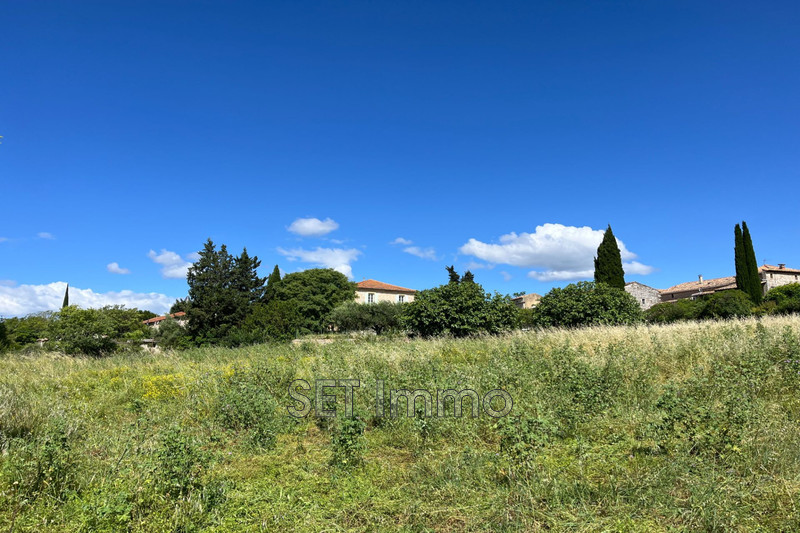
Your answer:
[62,283,69,308]
[734,223,746,293]
[742,221,762,304]
[593,225,626,289]
[264,264,282,303]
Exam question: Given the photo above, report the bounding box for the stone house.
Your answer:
[355,280,416,304]
[143,311,187,330]
[660,276,737,302]
[760,264,800,293]
[624,282,661,310]
[511,293,541,309]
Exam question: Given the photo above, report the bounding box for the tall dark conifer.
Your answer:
[742,221,762,304]
[593,225,626,289]
[62,283,69,308]
[446,265,460,284]
[734,223,746,293]
[186,239,238,341]
[264,264,282,303]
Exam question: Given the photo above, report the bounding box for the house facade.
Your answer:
[660,276,737,302]
[511,293,541,309]
[624,282,661,310]
[143,311,187,330]
[760,264,800,292]
[355,280,416,304]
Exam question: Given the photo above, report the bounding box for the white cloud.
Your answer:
[0,281,176,316]
[464,261,494,271]
[37,232,55,240]
[391,237,413,246]
[288,217,339,237]
[0,280,16,287]
[107,262,131,275]
[148,249,194,279]
[500,271,512,282]
[277,246,361,279]
[403,246,438,261]
[460,223,653,282]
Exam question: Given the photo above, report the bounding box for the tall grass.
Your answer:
[1,316,800,531]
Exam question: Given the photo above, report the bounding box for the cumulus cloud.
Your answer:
[403,246,438,261]
[288,217,339,237]
[107,262,131,275]
[148,249,194,279]
[37,232,55,240]
[391,237,413,246]
[277,246,361,279]
[459,223,653,282]
[0,281,176,316]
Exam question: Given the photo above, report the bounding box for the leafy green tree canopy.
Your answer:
[272,268,356,333]
[533,281,642,328]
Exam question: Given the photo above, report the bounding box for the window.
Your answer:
[398,295,405,303]
[642,298,645,305]
[367,293,375,304]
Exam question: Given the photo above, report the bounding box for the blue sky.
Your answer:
[2,1,799,315]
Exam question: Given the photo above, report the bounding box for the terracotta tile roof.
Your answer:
[759,264,800,274]
[356,279,416,293]
[661,276,737,295]
[143,311,186,325]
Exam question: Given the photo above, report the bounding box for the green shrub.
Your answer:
[330,416,366,468]
[765,283,800,314]
[699,290,753,319]
[646,299,703,323]
[154,314,193,349]
[533,281,643,328]
[402,271,517,337]
[155,426,209,499]
[329,301,405,334]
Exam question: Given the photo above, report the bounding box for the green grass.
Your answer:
[3,316,800,531]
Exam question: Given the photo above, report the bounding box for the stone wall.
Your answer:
[624,282,662,310]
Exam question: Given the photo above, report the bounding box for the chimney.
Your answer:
[779,263,786,269]
[698,275,703,284]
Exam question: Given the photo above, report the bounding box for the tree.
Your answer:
[169,298,190,314]
[593,225,625,289]
[0,320,9,353]
[186,239,242,342]
[232,247,266,306]
[741,222,762,304]
[699,290,753,319]
[402,268,517,337]
[264,264,282,303]
[154,314,193,349]
[62,283,69,309]
[446,265,460,285]
[533,281,643,328]
[734,224,746,295]
[272,268,356,333]
[461,270,475,283]
[330,301,405,334]
[764,283,800,314]
[49,306,117,356]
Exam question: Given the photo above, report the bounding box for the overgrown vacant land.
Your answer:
[3,317,800,531]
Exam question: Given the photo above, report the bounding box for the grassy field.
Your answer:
[2,316,800,531]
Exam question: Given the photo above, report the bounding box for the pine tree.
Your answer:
[734,223,746,293]
[446,266,460,284]
[742,221,762,304]
[233,247,266,305]
[461,270,475,283]
[186,239,239,341]
[264,264,282,303]
[62,283,69,308]
[593,225,625,289]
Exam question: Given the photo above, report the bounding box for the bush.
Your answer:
[155,426,208,498]
[329,301,405,334]
[402,282,517,337]
[699,290,753,319]
[532,281,643,328]
[49,306,118,356]
[330,416,366,468]
[646,299,703,324]
[154,314,193,350]
[765,283,800,314]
